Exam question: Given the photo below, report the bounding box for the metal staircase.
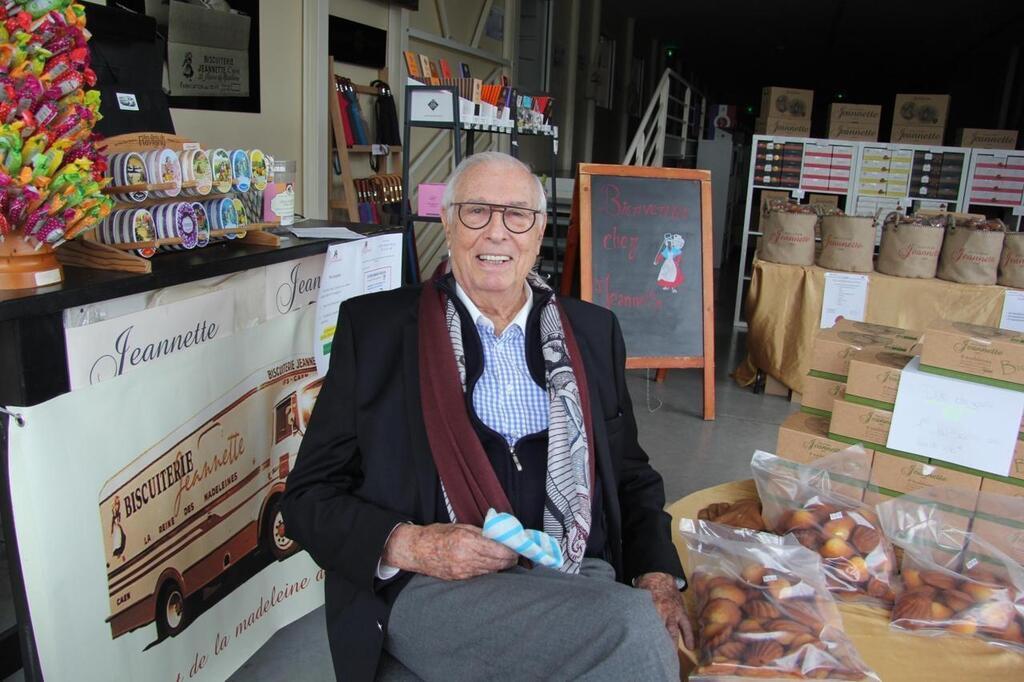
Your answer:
[623,68,708,167]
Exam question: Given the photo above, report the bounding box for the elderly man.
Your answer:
[282,151,691,681]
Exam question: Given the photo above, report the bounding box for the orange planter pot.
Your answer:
[0,234,63,290]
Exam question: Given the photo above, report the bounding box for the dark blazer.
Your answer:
[282,281,684,681]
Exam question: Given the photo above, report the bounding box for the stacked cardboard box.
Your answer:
[851,319,1024,523]
[919,320,1024,391]
[757,86,812,137]
[957,128,1018,150]
[827,103,881,142]
[890,93,950,145]
[772,318,1024,552]
[775,412,872,500]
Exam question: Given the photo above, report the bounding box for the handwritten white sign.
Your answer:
[1000,290,1024,332]
[888,357,1024,476]
[820,272,869,328]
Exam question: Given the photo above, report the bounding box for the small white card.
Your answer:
[888,357,1024,477]
[115,92,139,111]
[820,272,869,328]
[1001,290,1024,332]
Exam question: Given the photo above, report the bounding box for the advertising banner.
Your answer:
[9,306,327,680]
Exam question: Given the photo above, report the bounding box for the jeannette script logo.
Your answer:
[90,319,219,384]
[952,339,1002,356]
[952,247,997,265]
[275,262,321,315]
[768,230,812,244]
[900,463,948,484]
[897,243,940,260]
[1001,251,1024,269]
[823,235,863,250]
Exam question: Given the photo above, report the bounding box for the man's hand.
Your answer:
[382,523,518,580]
[636,571,695,650]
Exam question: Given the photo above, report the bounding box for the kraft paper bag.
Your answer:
[877,221,944,279]
[817,216,875,273]
[759,210,817,266]
[998,232,1024,289]
[937,222,1005,285]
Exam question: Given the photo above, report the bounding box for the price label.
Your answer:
[762,574,778,583]
[829,511,844,521]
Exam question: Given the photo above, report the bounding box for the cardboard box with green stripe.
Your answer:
[919,320,1024,391]
[776,412,872,500]
[810,319,919,381]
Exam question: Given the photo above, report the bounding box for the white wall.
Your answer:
[170,0,305,212]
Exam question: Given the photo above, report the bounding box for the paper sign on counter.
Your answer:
[314,233,403,376]
[820,272,869,328]
[1000,290,1024,332]
[888,357,1023,477]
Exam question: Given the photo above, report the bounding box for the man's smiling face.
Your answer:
[442,161,545,309]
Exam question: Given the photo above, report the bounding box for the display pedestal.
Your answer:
[0,235,62,290]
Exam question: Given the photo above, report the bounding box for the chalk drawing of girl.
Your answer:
[654,233,685,292]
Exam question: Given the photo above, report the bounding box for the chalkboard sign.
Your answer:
[576,164,715,419]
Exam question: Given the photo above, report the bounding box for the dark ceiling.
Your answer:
[613,0,1024,134]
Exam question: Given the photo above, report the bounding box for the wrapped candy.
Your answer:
[0,0,107,246]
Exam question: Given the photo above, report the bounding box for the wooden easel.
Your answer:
[567,164,716,420]
[327,61,403,221]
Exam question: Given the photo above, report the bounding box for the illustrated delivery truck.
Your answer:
[98,356,323,639]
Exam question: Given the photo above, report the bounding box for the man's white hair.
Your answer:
[440,151,547,223]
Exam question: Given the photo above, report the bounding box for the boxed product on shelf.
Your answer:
[755,116,811,137]
[801,374,845,415]
[776,413,873,501]
[828,103,881,141]
[845,348,918,408]
[893,94,951,128]
[864,452,981,520]
[919,319,1024,390]
[966,485,1024,565]
[890,126,945,146]
[957,128,1019,150]
[830,398,893,448]
[810,320,920,379]
[761,86,814,119]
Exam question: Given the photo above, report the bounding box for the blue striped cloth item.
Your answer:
[482,508,563,568]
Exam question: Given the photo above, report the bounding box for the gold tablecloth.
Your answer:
[733,259,1010,395]
[668,479,1023,681]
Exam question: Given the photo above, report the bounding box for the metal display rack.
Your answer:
[400,84,560,283]
[733,134,1024,328]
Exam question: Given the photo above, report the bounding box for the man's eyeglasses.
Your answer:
[453,202,542,234]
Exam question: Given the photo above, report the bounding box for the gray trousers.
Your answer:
[380,558,679,681]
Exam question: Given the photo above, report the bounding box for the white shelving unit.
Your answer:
[732,135,1024,328]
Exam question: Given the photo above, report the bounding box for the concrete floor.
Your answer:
[228,320,799,682]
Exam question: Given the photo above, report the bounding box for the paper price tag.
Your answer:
[829,512,844,521]
[762,574,778,583]
[791,189,806,199]
[371,144,387,155]
[1012,205,1024,217]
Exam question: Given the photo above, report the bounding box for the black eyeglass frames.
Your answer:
[452,202,542,234]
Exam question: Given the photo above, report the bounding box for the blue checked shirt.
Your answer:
[456,284,549,446]
[376,284,548,581]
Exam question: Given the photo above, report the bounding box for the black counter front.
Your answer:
[0,222,395,406]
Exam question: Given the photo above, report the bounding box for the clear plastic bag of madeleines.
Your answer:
[877,486,1024,653]
[751,449,899,607]
[680,518,880,681]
